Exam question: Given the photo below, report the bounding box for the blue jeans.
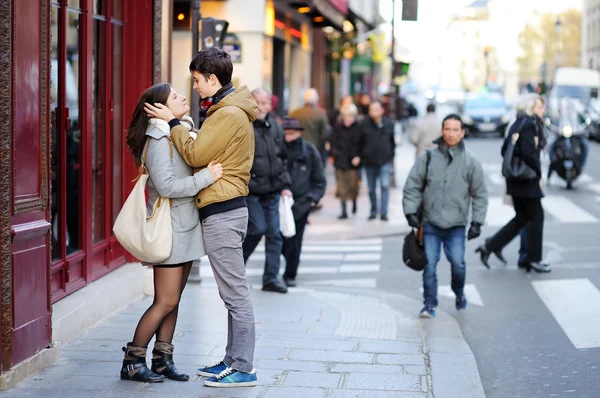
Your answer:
[364,163,392,216]
[242,194,282,285]
[423,223,466,308]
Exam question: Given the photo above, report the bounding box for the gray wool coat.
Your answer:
[143,118,214,265]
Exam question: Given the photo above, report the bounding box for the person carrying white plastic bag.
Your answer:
[280,117,327,287]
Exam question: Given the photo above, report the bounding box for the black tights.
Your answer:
[132,262,192,347]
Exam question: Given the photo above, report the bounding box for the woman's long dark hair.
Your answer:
[126,83,171,166]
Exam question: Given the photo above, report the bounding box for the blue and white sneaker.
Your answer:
[197,360,228,377]
[203,367,258,388]
[419,306,436,318]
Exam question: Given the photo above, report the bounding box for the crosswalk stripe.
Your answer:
[419,283,484,307]
[200,264,380,278]
[254,245,382,253]
[484,197,516,227]
[339,264,381,273]
[588,183,600,195]
[247,253,344,261]
[488,172,504,186]
[542,196,598,223]
[305,239,383,245]
[485,195,599,226]
[532,278,600,349]
[305,278,377,288]
[344,253,381,262]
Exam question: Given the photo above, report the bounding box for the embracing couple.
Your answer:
[120,48,258,387]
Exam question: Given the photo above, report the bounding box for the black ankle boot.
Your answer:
[120,343,165,383]
[484,238,507,264]
[352,200,357,214]
[475,245,491,269]
[151,341,190,381]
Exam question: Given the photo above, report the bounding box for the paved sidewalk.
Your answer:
[304,142,416,241]
[2,141,486,397]
[3,281,484,398]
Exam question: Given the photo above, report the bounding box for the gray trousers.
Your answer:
[202,207,255,372]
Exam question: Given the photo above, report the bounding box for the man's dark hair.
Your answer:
[426,103,436,113]
[442,113,464,129]
[189,47,233,86]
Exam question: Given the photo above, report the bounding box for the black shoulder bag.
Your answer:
[502,119,537,180]
[403,150,432,271]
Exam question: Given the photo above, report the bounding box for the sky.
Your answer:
[377,0,584,89]
[380,0,583,58]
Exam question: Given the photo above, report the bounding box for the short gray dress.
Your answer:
[142,119,213,266]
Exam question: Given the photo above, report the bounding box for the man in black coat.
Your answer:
[280,117,326,287]
[359,101,396,221]
[243,88,292,293]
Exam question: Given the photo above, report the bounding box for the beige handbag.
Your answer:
[113,139,173,263]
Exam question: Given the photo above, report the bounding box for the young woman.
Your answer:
[476,94,550,273]
[121,83,223,383]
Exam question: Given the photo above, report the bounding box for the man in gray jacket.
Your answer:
[403,114,488,318]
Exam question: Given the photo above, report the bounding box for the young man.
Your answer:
[360,101,396,221]
[280,117,326,287]
[145,48,258,387]
[243,88,292,294]
[402,114,488,318]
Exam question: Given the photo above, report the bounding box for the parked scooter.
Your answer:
[546,99,590,189]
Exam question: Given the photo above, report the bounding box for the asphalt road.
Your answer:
[378,136,600,398]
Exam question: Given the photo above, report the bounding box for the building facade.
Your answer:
[170,0,382,114]
[583,0,600,70]
[0,0,166,385]
[0,0,381,386]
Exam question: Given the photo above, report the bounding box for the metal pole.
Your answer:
[190,0,201,128]
[390,0,398,188]
[189,0,202,284]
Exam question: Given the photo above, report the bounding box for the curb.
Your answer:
[328,286,486,398]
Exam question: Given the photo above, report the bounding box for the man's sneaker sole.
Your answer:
[197,370,218,377]
[203,379,257,388]
[420,312,435,318]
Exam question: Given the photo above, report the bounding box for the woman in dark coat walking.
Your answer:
[476,94,551,273]
[329,103,362,219]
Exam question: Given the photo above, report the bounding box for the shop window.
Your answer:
[50,2,83,265]
[50,0,125,302]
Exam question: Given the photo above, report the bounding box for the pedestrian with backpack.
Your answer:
[403,114,488,318]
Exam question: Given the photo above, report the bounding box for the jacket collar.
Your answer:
[145,116,193,139]
[253,114,273,128]
[286,137,308,160]
[434,136,465,155]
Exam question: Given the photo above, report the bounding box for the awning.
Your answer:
[312,0,348,29]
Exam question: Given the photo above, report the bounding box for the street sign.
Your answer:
[222,33,242,63]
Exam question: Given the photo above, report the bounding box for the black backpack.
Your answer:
[402,150,431,271]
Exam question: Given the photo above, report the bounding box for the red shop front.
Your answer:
[0,0,158,380]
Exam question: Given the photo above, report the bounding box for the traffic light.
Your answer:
[393,61,410,77]
[173,1,190,31]
[201,18,229,49]
[402,0,418,21]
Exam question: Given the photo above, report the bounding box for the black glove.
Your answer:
[467,222,481,241]
[406,214,421,229]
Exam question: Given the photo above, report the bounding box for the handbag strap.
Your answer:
[135,137,175,207]
[421,149,432,193]
[510,118,538,148]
